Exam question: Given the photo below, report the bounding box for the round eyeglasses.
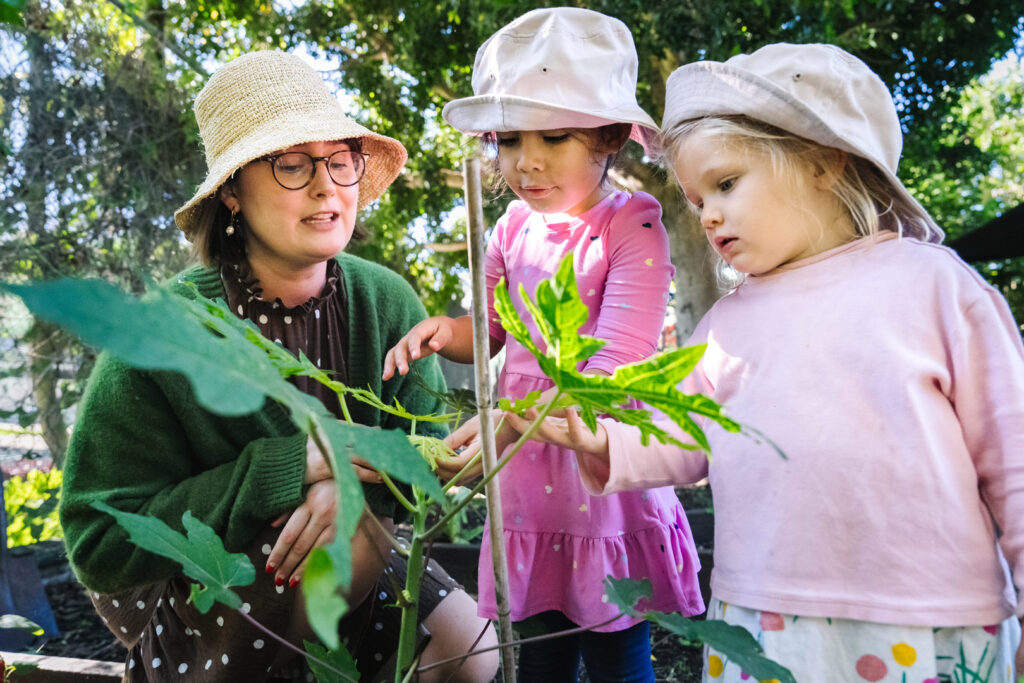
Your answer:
[260,150,369,190]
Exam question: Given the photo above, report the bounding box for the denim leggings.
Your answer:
[517,610,655,683]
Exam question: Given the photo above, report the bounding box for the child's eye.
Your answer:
[718,177,736,192]
[543,134,570,144]
[496,135,519,147]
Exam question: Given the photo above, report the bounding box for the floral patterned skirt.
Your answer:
[702,597,1019,683]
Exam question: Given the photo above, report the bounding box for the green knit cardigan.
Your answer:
[59,252,448,593]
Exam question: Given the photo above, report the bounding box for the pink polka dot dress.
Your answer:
[477,191,705,631]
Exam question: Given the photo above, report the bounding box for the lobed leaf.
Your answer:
[605,578,795,683]
[92,502,254,613]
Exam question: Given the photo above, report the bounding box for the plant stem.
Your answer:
[422,393,562,541]
[394,495,428,683]
[415,614,624,674]
[236,607,356,683]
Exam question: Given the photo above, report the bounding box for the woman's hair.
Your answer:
[480,122,632,194]
[660,116,940,243]
[189,138,368,267]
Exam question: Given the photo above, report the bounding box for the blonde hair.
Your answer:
[660,116,942,243]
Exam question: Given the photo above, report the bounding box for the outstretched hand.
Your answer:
[382,316,456,380]
[439,413,520,483]
[502,407,610,461]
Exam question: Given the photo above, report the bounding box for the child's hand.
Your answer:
[382,316,456,380]
[504,407,610,461]
[441,413,519,482]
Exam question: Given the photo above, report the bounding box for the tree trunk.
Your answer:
[26,320,68,467]
[653,187,723,342]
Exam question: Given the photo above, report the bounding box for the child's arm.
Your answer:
[382,314,472,379]
[503,408,709,493]
[382,315,504,379]
[584,193,675,372]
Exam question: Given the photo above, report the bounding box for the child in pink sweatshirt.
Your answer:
[507,43,1024,682]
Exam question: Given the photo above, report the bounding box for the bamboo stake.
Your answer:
[462,156,517,683]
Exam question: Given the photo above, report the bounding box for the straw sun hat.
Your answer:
[173,51,408,240]
[442,7,659,153]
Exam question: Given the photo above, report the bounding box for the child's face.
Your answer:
[672,132,854,275]
[496,130,610,217]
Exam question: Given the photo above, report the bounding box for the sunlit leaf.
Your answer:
[92,502,254,613]
[0,614,43,635]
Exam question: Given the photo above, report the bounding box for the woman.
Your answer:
[59,51,498,682]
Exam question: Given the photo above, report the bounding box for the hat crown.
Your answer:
[194,51,340,165]
[470,7,638,114]
[723,43,901,172]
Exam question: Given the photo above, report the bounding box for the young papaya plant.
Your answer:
[2,256,794,683]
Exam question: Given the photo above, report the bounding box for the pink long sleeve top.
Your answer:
[474,191,705,631]
[579,233,1024,627]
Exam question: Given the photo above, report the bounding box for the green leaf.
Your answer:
[0,614,43,635]
[4,279,308,421]
[604,578,795,683]
[494,255,741,454]
[0,0,26,25]
[322,420,443,501]
[304,638,360,682]
[302,545,351,651]
[91,502,255,613]
[650,613,795,683]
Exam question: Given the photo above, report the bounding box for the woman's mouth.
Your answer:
[302,212,338,225]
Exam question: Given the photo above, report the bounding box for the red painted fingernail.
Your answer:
[289,577,300,588]
[265,563,275,574]
[275,576,285,587]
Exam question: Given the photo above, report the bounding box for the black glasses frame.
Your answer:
[260,150,370,190]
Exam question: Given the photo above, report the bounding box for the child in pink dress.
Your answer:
[383,8,703,682]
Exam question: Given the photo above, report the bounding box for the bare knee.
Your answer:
[418,590,499,683]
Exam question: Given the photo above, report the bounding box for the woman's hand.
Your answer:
[382,316,457,379]
[267,479,337,587]
[503,407,610,462]
[304,436,332,484]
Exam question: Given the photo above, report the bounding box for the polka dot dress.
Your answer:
[90,526,462,682]
[701,598,1019,682]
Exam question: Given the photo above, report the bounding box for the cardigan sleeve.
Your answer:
[59,353,307,594]
[583,193,675,373]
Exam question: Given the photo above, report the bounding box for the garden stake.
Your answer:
[463,156,517,683]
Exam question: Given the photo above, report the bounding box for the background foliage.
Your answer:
[1,0,1022,468]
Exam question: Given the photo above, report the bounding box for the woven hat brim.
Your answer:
[663,62,939,237]
[443,94,660,155]
[173,116,407,239]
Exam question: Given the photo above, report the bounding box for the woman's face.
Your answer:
[220,140,360,272]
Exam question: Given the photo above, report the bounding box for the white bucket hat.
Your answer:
[442,7,658,153]
[174,51,408,240]
[662,42,940,241]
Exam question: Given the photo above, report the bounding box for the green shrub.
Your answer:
[4,467,62,547]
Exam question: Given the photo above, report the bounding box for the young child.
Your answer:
[507,42,1024,682]
[382,8,704,682]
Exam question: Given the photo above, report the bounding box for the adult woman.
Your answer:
[59,51,497,682]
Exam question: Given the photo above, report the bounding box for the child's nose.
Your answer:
[701,204,722,230]
[515,141,544,172]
